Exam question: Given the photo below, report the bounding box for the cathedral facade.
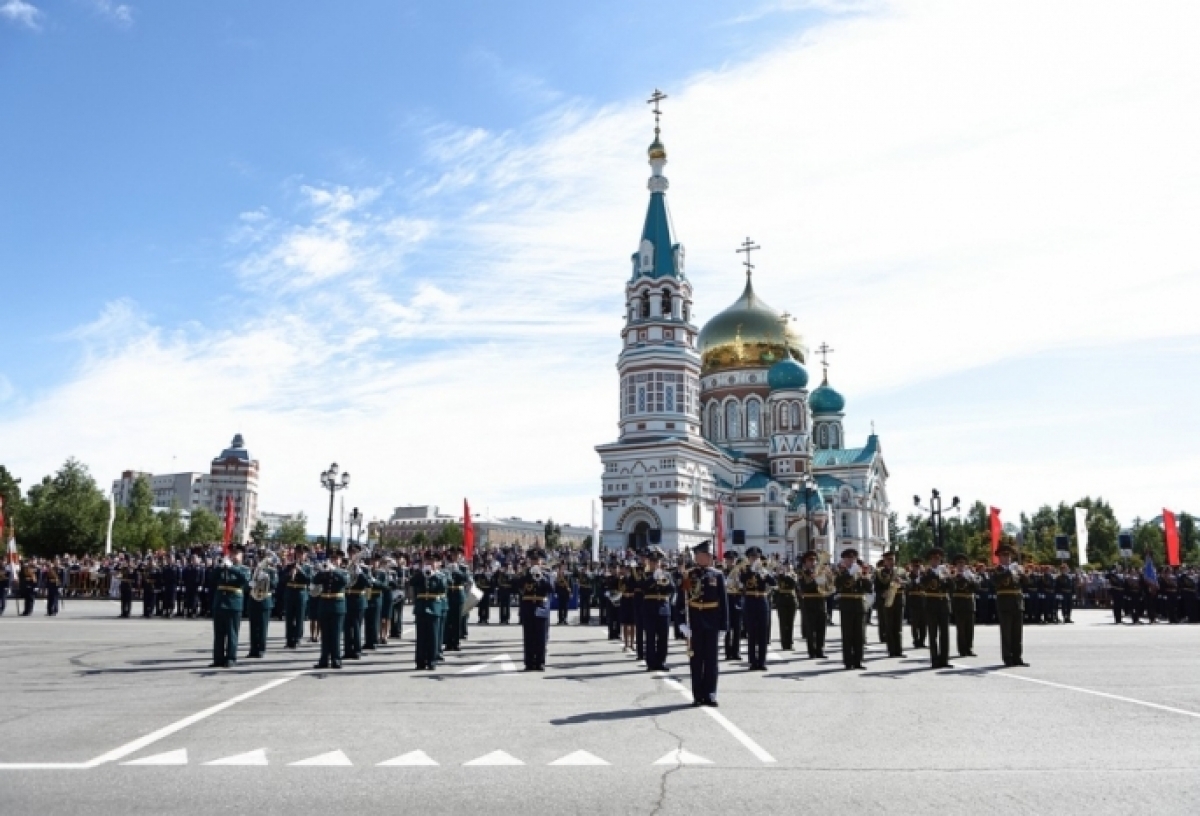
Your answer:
[595,117,890,561]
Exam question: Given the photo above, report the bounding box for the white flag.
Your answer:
[105,491,116,555]
[1075,506,1089,565]
[591,500,599,563]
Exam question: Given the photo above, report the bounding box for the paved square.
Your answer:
[1,606,1198,815]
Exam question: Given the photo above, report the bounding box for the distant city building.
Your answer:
[375,505,591,551]
[260,511,304,539]
[111,433,260,545]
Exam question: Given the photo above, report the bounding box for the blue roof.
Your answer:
[812,434,879,467]
[740,473,770,490]
[787,484,827,514]
[768,356,809,391]
[810,378,845,414]
[632,191,681,280]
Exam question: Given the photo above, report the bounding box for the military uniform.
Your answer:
[364,565,385,650]
[140,563,158,618]
[518,558,553,671]
[906,564,926,648]
[798,562,828,658]
[343,565,371,660]
[283,559,312,648]
[311,561,350,669]
[640,553,675,671]
[604,571,622,640]
[577,567,593,625]
[723,553,744,661]
[0,568,9,615]
[949,564,978,657]
[208,559,252,668]
[245,561,276,659]
[1107,570,1125,623]
[684,542,728,706]
[873,559,906,657]
[920,558,951,669]
[834,557,870,670]
[992,549,1028,666]
[496,569,513,625]
[474,569,493,624]
[774,571,800,651]
[18,563,37,616]
[1180,572,1199,623]
[554,568,573,625]
[739,550,776,670]
[44,564,62,616]
[444,560,470,650]
[411,566,448,670]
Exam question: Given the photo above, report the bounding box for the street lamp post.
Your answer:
[790,475,817,563]
[913,489,960,554]
[320,463,351,555]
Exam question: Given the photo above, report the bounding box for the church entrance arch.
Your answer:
[617,505,662,552]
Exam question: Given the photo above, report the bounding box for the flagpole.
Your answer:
[105,490,116,555]
[591,500,599,563]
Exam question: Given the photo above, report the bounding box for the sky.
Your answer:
[2,0,1197,532]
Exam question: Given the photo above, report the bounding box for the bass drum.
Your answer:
[463,585,483,617]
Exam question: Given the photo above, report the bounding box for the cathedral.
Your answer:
[595,105,891,561]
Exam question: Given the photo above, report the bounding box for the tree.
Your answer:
[249,520,269,549]
[276,514,308,548]
[112,474,159,553]
[896,513,933,564]
[409,531,428,552]
[1133,519,1164,566]
[544,518,562,550]
[186,508,223,547]
[0,464,25,535]
[1179,512,1198,564]
[435,522,463,550]
[21,458,108,556]
[159,506,188,552]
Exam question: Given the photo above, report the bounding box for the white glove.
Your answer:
[680,624,692,638]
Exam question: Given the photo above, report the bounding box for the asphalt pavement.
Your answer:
[1,603,1198,815]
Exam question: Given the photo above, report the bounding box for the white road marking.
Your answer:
[289,750,352,766]
[662,678,777,764]
[458,654,518,674]
[0,762,91,770]
[122,749,188,766]
[377,750,439,767]
[87,671,308,767]
[549,750,610,766]
[204,748,268,766]
[953,662,1200,719]
[463,750,524,766]
[654,749,712,766]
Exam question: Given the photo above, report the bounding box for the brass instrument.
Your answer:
[884,568,906,608]
[250,552,281,602]
[726,556,749,591]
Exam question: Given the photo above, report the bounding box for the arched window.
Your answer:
[780,405,790,431]
[641,296,650,319]
[831,426,841,449]
[746,400,761,438]
[693,502,701,530]
[726,400,742,439]
[791,403,802,430]
[818,425,828,448]
[661,291,672,318]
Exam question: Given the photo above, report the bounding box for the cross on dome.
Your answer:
[736,237,761,278]
[816,341,835,378]
[647,88,667,137]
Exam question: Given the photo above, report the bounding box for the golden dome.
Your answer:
[698,276,804,375]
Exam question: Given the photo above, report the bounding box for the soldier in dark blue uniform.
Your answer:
[553,563,574,625]
[722,549,743,661]
[411,556,448,670]
[682,540,728,707]
[182,555,202,619]
[739,547,776,671]
[208,546,252,669]
[311,550,350,669]
[518,549,553,671]
[640,548,675,671]
[1056,563,1076,624]
[282,546,312,648]
[496,565,513,625]
[443,548,470,650]
[1107,568,1124,623]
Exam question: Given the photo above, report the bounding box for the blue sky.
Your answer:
[2,1,1198,530]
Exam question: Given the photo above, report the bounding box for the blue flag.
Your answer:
[1143,552,1158,584]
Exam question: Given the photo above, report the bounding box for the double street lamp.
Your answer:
[914,489,959,553]
[790,474,818,563]
[320,463,351,555]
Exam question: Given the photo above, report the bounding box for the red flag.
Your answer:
[222,495,235,556]
[989,507,1002,565]
[1163,509,1180,567]
[715,499,726,560]
[463,498,475,561]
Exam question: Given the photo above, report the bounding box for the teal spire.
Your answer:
[631,88,683,281]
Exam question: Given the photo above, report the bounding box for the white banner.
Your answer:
[591,500,599,563]
[105,491,116,555]
[1075,506,1089,565]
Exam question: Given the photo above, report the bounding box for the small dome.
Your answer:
[648,138,667,161]
[767,356,808,391]
[810,377,845,414]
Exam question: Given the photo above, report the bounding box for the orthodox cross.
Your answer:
[647,89,668,137]
[736,237,760,277]
[816,341,835,378]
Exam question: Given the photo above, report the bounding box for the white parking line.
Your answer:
[951,662,1200,719]
[661,678,777,764]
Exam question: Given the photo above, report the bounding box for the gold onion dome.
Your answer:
[698,275,804,375]
[648,137,667,160]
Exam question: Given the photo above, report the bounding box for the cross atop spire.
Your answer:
[647,89,668,138]
[816,341,835,379]
[736,237,760,277]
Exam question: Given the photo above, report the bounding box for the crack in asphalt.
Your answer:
[637,687,685,816]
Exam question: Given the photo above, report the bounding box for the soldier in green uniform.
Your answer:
[443,549,470,651]
[906,559,926,649]
[921,548,951,669]
[798,551,828,659]
[411,556,448,670]
[834,549,870,670]
[343,546,371,661]
[873,550,907,658]
[364,554,385,651]
[992,544,1029,667]
[774,564,800,651]
[282,546,312,649]
[377,557,397,645]
[950,553,979,657]
[311,550,350,669]
[245,551,277,659]
[208,546,252,669]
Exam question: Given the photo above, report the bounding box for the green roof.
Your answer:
[812,434,878,467]
[633,191,681,280]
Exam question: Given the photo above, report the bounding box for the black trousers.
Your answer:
[284,592,306,646]
[801,599,827,657]
[926,599,950,667]
[643,606,670,669]
[477,592,491,624]
[343,603,364,657]
[522,614,548,668]
[391,602,405,638]
[776,602,797,650]
[212,609,242,666]
[635,603,645,659]
[415,612,442,668]
[744,600,771,668]
[952,598,975,656]
[497,590,511,624]
[1060,593,1074,623]
[46,586,60,616]
[909,599,926,646]
[607,600,621,639]
[364,601,381,648]
[879,599,905,656]
[578,591,591,624]
[247,603,270,656]
[21,589,35,616]
[839,599,864,668]
[689,629,720,703]
[556,590,571,624]
[724,603,743,659]
[320,608,345,667]
[998,599,1024,664]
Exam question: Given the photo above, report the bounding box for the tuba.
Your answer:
[250,552,281,602]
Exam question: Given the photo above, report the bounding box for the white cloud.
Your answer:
[2,0,1198,531]
[90,0,132,26]
[1,0,42,29]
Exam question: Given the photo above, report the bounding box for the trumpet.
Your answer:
[250,551,281,602]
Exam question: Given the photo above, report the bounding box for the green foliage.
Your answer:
[276,514,308,548]
[0,464,25,534]
[186,507,223,546]
[1179,512,1198,564]
[435,522,463,549]
[112,474,160,553]
[1133,518,1165,564]
[409,531,428,551]
[249,519,269,548]
[20,458,108,556]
